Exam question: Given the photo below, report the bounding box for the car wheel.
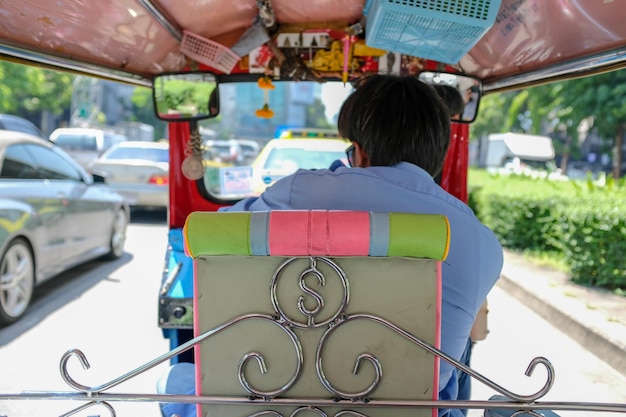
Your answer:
[0,238,35,326]
[103,208,128,260]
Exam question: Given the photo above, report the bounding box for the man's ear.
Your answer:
[354,143,370,167]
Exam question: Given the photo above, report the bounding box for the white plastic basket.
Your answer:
[180,30,240,74]
[364,0,502,64]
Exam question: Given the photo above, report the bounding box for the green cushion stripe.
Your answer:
[387,213,450,260]
[184,212,252,257]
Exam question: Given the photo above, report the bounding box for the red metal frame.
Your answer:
[168,121,470,230]
[440,123,470,204]
[168,122,223,229]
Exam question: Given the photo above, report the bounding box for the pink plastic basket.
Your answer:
[180,30,240,74]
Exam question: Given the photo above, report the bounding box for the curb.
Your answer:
[497,271,626,377]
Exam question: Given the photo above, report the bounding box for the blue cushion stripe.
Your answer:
[250,212,269,255]
[369,212,390,256]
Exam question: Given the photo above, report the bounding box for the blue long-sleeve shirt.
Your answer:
[222,162,503,415]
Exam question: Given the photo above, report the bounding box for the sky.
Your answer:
[321,82,353,124]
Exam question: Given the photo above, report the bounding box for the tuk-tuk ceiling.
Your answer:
[1,0,625,91]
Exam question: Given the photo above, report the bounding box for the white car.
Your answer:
[251,137,351,193]
[90,141,169,210]
[49,127,128,170]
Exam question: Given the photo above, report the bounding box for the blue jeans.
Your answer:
[457,338,473,416]
[156,362,197,417]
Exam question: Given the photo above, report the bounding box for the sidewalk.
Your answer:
[497,249,626,376]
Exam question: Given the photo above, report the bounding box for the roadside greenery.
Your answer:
[471,69,626,179]
[0,61,73,118]
[468,169,626,295]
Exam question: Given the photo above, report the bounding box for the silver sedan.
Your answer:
[90,141,169,210]
[0,130,129,326]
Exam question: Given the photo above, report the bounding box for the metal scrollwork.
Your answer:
[291,406,328,417]
[316,314,556,404]
[6,255,626,417]
[248,412,285,417]
[297,258,326,326]
[60,314,303,400]
[271,257,349,329]
[510,411,546,417]
[234,316,304,398]
[237,317,304,398]
[334,411,369,417]
[58,401,116,417]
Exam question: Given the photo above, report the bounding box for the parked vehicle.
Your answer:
[90,141,169,210]
[204,139,245,165]
[48,127,127,170]
[0,114,45,139]
[236,139,261,164]
[0,130,129,325]
[477,133,563,178]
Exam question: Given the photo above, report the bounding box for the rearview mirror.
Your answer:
[418,71,482,123]
[152,72,219,121]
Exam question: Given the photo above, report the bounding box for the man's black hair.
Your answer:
[337,74,450,177]
[433,84,465,117]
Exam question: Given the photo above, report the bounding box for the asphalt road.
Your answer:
[468,284,626,416]
[1,208,624,417]
[0,209,171,417]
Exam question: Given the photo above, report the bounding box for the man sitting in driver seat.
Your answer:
[158,74,504,417]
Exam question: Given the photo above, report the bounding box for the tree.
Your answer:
[561,70,626,178]
[0,61,74,116]
[471,69,626,177]
[130,86,167,139]
[305,97,333,129]
[470,92,509,140]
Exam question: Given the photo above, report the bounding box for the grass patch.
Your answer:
[521,249,570,273]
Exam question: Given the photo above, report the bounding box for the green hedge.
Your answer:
[468,170,626,292]
[560,198,626,289]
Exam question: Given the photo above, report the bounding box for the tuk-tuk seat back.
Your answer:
[183,210,449,417]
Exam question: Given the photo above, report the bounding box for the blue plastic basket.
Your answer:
[364,0,502,64]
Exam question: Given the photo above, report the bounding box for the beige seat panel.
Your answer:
[194,255,441,417]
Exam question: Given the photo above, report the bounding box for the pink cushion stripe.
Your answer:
[192,262,203,415]
[268,210,371,256]
[432,261,443,409]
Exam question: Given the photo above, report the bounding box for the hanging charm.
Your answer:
[182,129,205,180]
[256,76,275,118]
[182,154,204,180]
[257,0,275,27]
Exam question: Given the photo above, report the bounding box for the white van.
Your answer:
[477,132,566,179]
[49,127,127,170]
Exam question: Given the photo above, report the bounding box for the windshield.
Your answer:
[104,146,169,163]
[199,80,353,200]
[262,147,346,170]
[53,134,98,151]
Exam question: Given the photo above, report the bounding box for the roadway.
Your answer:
[0,209,624,417]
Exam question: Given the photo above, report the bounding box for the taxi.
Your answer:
[251,129,351,193]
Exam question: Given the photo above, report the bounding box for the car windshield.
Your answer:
[199,80,353,200]
[54,134,98,151]
[263,147,346,170]
[104,146,169,163]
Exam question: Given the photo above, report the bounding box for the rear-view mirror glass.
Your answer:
[418,71,482,123]
[152,72,219,121]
